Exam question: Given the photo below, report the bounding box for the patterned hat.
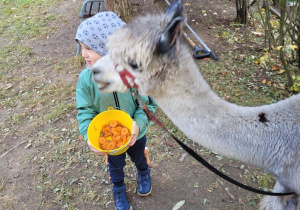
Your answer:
[75,12,126,55]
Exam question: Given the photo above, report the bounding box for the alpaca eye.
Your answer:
[129,60,139,69]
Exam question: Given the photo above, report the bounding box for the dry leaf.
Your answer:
[251,31,263,37]
[290,45,298,51]
[172,200,185,210]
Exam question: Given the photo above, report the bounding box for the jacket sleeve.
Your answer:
[76,75,98,141]
[133,94,158,138]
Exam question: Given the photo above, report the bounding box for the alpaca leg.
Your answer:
[259,181,299,210]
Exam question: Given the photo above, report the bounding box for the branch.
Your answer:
[0,140,28,159]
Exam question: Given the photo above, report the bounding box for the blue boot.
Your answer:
[112,185,131,210]
[137,169,152,196]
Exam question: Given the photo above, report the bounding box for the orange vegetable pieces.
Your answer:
[102,124,110,133]
[106,141,116,150]
[117,142,124,148]
[99,120,132,151]
[99,137,106,144]
[116,136,122,142]
[109,120,118,128]
[121,127,129,135]
[102,142,110,150]
[113,131,120,137]
[122,138,126,144]
[104,133,111,138]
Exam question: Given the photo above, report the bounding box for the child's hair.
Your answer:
[75,12,126,55]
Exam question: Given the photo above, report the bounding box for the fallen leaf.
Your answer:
[179,153,187,162]
[235,93,242,96]
[278,69,285,74]
[251,31,264,37]
[5,84,13,90]
[24,143,32,149]
[290,45,298,51]
[172,200,185,210]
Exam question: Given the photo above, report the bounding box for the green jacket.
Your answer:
[76,68,158,141]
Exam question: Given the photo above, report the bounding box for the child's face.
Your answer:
[80,42,103,68]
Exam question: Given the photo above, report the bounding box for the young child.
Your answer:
[75,12,157,210]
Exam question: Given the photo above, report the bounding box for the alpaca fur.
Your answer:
[91,0,300,209]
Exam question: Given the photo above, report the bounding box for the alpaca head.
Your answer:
[92,0,186,95]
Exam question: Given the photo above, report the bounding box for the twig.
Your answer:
[217,178,235,200]
[0,140,28,159]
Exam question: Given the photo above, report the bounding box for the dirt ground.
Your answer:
[1,0,277,209]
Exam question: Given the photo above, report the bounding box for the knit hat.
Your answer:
[75,12,126,55]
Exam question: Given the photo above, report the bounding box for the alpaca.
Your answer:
[91,0,300,209]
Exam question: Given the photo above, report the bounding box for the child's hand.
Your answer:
[127,121,139,147]
[87,139,107,155]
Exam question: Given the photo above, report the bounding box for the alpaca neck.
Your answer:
[150,52,274,169]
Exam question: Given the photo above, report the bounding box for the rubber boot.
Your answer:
[137,169,152,196]
[112,185,131,210]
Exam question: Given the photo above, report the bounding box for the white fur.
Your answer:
[92,2,300,209]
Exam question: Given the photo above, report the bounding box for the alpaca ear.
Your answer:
[156,0,185,55]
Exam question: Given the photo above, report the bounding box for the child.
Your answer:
[75,12,157,210]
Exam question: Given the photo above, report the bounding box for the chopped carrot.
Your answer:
[102,124,109,130]
[109,120,118,128]
[102,142,110,150]
[106,141,116,150]
[123,138,128,144]
[117,142,124,148]
[113,131,120,136]
[99,137,106,144]
[121,127,129,135]
[104,133,111,137]
[99,120,131,150]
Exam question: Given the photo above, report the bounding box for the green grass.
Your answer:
[0,0,59,40]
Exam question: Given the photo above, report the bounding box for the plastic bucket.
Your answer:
[87,109,133,155]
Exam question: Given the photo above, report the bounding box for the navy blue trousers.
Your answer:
[107,135,148,187]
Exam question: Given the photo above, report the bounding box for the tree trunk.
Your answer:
[235,0,247,24]
[105,0,133,22]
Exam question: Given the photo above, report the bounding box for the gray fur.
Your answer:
[91,0,300,209]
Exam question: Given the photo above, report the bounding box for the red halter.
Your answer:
[115,64,139,88]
